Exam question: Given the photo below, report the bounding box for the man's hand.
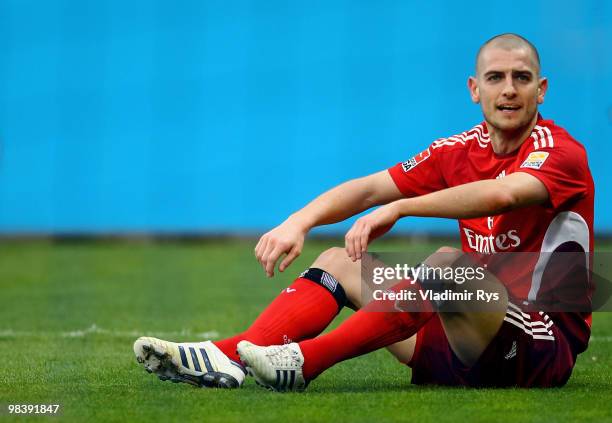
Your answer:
[253,171,403,277]
[255,217,308,277]
[344,203,400,261]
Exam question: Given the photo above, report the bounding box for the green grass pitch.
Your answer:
[1,239,611,422]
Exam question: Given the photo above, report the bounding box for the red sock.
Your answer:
[299,280,434,380]
[214,269,346,362]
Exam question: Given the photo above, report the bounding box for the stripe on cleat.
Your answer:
[288,370,295,390]
[230,360,247,375]
[282,370,288,389]
[189,347,202,372]
[275,369,281,387]
[199,348,214,372]
[178,346,189,369]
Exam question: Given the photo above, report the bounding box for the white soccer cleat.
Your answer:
[133,337,246,389]
[237,341,307,392]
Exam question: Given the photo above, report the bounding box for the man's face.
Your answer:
[468,47,547,133]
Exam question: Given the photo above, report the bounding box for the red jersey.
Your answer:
[388,115,595,355]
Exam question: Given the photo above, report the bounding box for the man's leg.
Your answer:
[425,247,508,366]
[306,247,418,366]
[213,252,348,362]
[295,248,433,381]
[300,247,509,378]
[239,246,510,390]
[134,247,348,388]
[134,246,420,389]
[237,248,434,389]
[214,247,415,365]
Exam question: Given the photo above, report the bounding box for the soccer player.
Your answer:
[133,33,594,390]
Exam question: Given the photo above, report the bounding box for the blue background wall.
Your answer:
[0,0,609,235]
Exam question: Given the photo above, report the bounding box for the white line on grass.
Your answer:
[590,336,612,342]
[0,324,219,340]
[2,325,612,342]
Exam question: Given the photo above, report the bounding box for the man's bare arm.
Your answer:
[394,171,548,219]
[256,170,403,276]
[345,172,549,259]
[288,171,402,230]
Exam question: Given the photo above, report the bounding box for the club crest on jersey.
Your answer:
[401,148,431,172]
[520,151,549,170]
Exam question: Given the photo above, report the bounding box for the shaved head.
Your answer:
[476,34,540,76]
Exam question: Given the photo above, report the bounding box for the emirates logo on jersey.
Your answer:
[463,228,521,254]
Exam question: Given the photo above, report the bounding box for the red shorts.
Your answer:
[408,302,576,387]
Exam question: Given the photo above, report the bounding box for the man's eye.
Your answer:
[487,75,501,81]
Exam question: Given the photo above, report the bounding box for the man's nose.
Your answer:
[501,75,517,97]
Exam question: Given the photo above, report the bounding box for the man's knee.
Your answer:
[433,246,461,262]
[311,247,355,276]
[311,247,361,308]
[386,337,417,365]
[425,246,462,267]
[435,246,460,254]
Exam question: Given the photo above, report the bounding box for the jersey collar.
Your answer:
[482,113,546,158]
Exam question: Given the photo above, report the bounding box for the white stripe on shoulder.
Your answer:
[533,125,555,149]
[432,139,464,149]
[531,131,541,149]
[432,125,490,150]
[532,126,543,149]
[542,126,554,148]
[536,126,548,148]
[471,124,490,148]
[473,124,490,141]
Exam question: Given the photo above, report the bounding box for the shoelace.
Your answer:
[265,345,300,368]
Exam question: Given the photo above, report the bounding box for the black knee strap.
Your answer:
[300,268,348,312]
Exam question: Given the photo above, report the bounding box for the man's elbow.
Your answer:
[490,173,549,213]
[490,190,519,213]
[360,171,401,207]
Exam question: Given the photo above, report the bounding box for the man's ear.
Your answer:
[537,77,548,104]
[468,76,479,103]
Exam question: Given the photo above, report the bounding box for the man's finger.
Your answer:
[265,246,284,277]
[345,231,355,261]
[352,229,362,261]
[260,239,276,272]
[354,221,366,259]
[256,236,270,262]
[360,229,370,256]
[279,247,300,272]
[254,236,265,257]
[355,233,363,259]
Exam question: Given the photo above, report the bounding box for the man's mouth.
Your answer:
[497,104,521,112]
